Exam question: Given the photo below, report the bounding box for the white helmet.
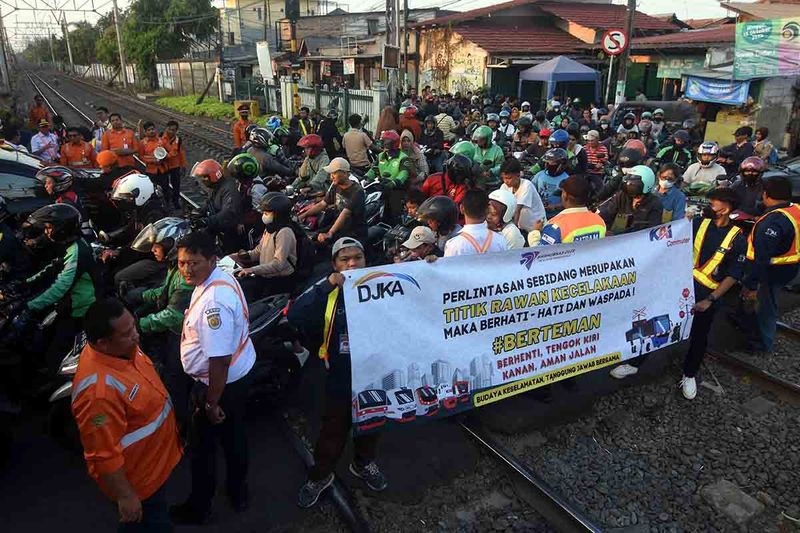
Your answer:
[488,188,517,224]
[111,173,155,207]
[131,217,190,256]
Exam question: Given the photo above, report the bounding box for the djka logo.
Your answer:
[520,251,540,270]
[649,225,673,242]
[354,271,421,302]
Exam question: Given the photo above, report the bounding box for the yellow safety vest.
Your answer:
[318,287,340,369]
[746,204,800,265]
[693,219,741,290]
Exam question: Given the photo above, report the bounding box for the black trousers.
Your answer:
[309,395,380,481]
[144,332,191,431]
[237,275,296,302]
[117,482,172,533]
[683,305,717,378]
[187,374,250,510]
[167,168,182,208]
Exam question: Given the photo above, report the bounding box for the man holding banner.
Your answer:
[288,237,387,509]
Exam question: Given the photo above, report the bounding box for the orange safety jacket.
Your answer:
[71,343,182,500]
[161,133,186,171]
[101,128,139,168]
[233,118,250,149]
[746,203,800,265]
[544,208,607,243]
[59,141,97,169]
[139,137,167,175]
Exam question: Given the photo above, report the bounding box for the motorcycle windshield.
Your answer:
[130,223,157,253]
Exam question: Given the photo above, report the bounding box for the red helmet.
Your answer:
[739,156,767,174]
[381,129,401,150]
[298,134,323,149]
[539,128,552,138]
[191,159,224,187]
[403,106,417,118]
[623,139,647,158]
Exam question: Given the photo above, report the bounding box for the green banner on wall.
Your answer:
[734,18,800,79]
[657,56,705,79]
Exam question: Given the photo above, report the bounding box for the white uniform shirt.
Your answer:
[501,178,546,232]
[444,222,508,257]
[501,223,526,249]
[180,267,255,385]
[30,132,60,163]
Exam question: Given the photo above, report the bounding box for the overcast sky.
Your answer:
[6,0,741,50]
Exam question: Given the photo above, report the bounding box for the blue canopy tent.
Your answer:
[517,56,601,106]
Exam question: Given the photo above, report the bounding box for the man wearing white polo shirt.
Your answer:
[171,231,255,525]
[444,189,508,257]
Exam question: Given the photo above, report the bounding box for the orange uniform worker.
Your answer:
[59,126,97,169]
[101,112,139,168]
[538,175,606,245]
[232,104,251,150]
[72,298,182,529]
[162,120,186,209]
[28,94,52,129]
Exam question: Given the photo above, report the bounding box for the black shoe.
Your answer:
[228,483,249,513]
[169,501,210,525]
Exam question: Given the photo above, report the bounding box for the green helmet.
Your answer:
[471,125,493,143]
[227,153,260,181]
[449,140,476,160]
[273,126,290,144]
[626,165,656,195]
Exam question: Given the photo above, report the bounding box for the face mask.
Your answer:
[659,179,674,189]
[702,206,718,219]
[600,124,608,130]
[262,213,274,225]
[654,117,663,123]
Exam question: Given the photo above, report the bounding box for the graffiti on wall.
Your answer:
[419,28,486,93]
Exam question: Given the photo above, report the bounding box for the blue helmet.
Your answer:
[499,110,510,118]
[266,116,282,131]
[549,129,569,147]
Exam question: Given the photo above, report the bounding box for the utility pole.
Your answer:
[402,0,409,92]
[615,0,636,105]
[263,0,269,42]
[112,0,128,89]
[49,34,57,65]
[385,0,399,106]
[60,13,75,73]
[0,9,10,94]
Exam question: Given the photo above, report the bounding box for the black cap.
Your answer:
[734,126,753,137]
[560,175,591,204]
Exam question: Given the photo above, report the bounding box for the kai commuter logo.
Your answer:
[353,271,421,302]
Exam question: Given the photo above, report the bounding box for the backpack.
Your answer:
[287,221,316,280]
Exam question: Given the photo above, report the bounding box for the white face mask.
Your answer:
[262,213,274,225]
[659,179,674,189]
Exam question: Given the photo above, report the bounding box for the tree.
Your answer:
[95,12,120,67]
[67,21,101,64]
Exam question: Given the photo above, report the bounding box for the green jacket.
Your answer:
[473,143,505,188]
[292,152,330,193]
[139,266,192,335]
[366,151,412,185]
[27,238,96,318]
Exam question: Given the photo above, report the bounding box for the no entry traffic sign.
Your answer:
[601,29,628,56]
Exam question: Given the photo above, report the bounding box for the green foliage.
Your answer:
[154,95,235,121]
[95,26,120,67]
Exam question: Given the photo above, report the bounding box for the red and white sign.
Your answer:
[601,29,628,56]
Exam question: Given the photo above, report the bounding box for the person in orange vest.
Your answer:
[28,94,52,129]
[162,120,186,209]
[59,126,97,169]
[101,113,139,168]
[138,121,169,200]
[72,297,182,530]
[538,175,606,245]
[232,103,250,151]
[741,176,800,353]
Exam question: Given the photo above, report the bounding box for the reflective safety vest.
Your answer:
[460,230,495,253]
[546,208,606,243]
[319,287,340,369]
[746,203,800,265]
[693,219,741,290]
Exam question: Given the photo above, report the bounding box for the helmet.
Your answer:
[273,126,290,143]
[266,116,282,131]
[258,191,292,218]
[641,111,653,120]
[227,153,260,181]
[638,119,652,134]
[698,141,720,167]
[623,112,636,122]
[483,97,492,107]
[673,130,690,144]
[111,173,156,207]
[244,123,259,140]
[0,196,9,224]
[623,139,647,158]
[617,147,643,169]
[96,150,118,168]
[131,217,190,258]
[449,140,476,160]
[740,156,767,175]
[298,133,324,156]
[653,108,664,116]
[471,125,493,143]
[521,101,531,109]
[539,128,552,138]
[249,127,273,148]
[403,106,417,118]
[579,125,590,135]
[549,129,569,148]
[535,111,546,122]
[516,116,532,130]
[380,130,401,150]
[191,159,224,188]
[36,166,74,194]
[552,100,561,109]
[26,203,81,244]
[499,110,510,118]
[416,195,458,234]
[542,148,568,177]
[682,119,697,130]
[488,188,517,224]
[486,113,500,123]
[624,165,656,195]
[424,114,437,126]
[445,154,475,185]
[566,122,580,137]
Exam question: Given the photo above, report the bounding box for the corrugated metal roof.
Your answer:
[537,3,679,31]
[631,25,735,49]
[412,0,539,28]
[454,24,584,53]
[723,2,800,19]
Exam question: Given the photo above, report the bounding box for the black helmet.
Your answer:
[445,153,475,186]
[36,166,75,194]
[226,153,260,181]
[617,147,643,169]
[542,148,568,177]
[249,127,273,148]
[673,130,690,144]
[623,112,636,122]
[535,110,546,121]
[0,196,9,224]
[26,203,81,244]
[516,116,532,130]
[424,114,437,126]
[566,122,580,136]
[416,196,458,234]
[259,191,292,217]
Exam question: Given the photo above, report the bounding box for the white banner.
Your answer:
[343,221,695,434]
[343,58,356,76]
[256,41,275,82]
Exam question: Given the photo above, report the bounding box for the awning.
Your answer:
[684,75,750,105]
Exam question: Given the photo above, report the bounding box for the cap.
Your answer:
[331,236,364,259]
[585,130,600,141]
[237,103,250,111]
[97,150,118,167]
[401,226,436,250]
[323,157,351,173]
[38,118,50,128]
[734,126,753,137]
[559,175,591,204]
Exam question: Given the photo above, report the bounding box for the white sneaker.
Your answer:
[679,376,697,400]
[610,364,639,379]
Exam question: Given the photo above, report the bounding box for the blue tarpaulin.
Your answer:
[684,75,751,105]
[517,56,601,102]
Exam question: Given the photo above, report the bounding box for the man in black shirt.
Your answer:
[728,126,755,168]
[300,157,367,244]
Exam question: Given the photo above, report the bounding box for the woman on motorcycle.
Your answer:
[418,115,445,173]
[416,195,462,251]
[400,129,429,186]
[37,166,87,222]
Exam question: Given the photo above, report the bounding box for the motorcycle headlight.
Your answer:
[59,353,80,375]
